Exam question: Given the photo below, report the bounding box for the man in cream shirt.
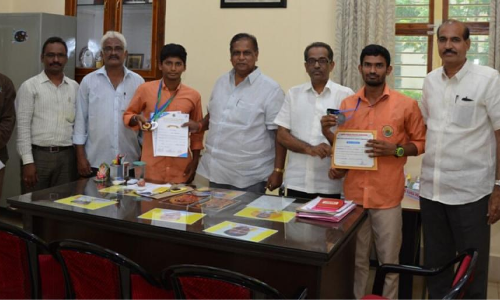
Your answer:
[16,37,79,192]
[274,42,353,199]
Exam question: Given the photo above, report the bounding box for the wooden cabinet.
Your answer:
[65,0,165,82]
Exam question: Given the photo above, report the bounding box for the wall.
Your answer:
[164,0,336,109]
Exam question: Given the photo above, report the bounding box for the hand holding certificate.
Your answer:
[153,112,189,157]
[332,130,377,170]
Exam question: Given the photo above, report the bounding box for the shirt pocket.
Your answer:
[229,99,253,126]
[452,101,475,128]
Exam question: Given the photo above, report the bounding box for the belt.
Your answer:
[32,145,73,153]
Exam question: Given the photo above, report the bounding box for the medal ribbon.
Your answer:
[150,80,177,122]
[339,97,362,122]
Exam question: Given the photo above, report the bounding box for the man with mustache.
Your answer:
[420,19,500,299]
[321,44,426,299]
[73,31,144,177]
[274,42,353,199]
[184,33,286,193]
[16,37,79,192]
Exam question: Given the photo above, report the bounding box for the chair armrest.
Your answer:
[372,264,441,295]
[293,287,307,299]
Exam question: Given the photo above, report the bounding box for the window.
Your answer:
[444,0,490,66]
[395,0,434,101]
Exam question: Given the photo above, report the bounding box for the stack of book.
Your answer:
[296,197,356,222]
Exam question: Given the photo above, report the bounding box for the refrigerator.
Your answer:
[0,13,76,207]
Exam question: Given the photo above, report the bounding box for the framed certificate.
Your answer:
[332,130,378,170]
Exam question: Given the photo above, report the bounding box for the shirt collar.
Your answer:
[304,80,333,95]
[38,70,68,85]
[97,65,133,79]
[440,59,470,81]
[230,67,261,85]
[356,84,391,105]
[160,79,183,92]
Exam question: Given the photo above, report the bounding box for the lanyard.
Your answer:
[339,97,362,122]
[150,80,177,122]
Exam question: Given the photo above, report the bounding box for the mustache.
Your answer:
[444,49,457,54]
[50,62,62,66]
[108,55,120,60]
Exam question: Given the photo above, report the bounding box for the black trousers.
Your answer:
[286,189,341,200]
[420,195,490,299]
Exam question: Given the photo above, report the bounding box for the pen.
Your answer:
[455,95,459,103]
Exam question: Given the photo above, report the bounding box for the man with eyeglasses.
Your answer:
[321,44,426,299]
[16,37,79,192]
[184,33,286,193]
[74,31,144,177]
[273,42,353,199]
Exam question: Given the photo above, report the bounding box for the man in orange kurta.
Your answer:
[321,45,426,299]
[123,44,203,184]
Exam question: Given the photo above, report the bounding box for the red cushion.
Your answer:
[60,250,121,299]
[131,274,174,299]
[39,254,65,299]
[0,231,31,299]
[362,294,389,299]
[452,255,472,286]
[178,277,251,299]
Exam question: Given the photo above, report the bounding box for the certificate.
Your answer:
[152,112,189,157]
[332,130,377,170]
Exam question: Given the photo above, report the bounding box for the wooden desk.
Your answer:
[8,179,366,299]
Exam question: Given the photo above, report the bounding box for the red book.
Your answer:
[312,198,345,212]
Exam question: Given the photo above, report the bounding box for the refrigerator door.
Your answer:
[0,13,76,206]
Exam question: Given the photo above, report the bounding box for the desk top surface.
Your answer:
[8,179,366,261]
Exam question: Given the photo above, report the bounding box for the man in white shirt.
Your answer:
[16,37,79,192]
[274,42,353,199]
[188,33,286,193]
[73,31,144,176]
[420,19,500,299]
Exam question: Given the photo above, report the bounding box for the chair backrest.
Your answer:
[445,249,478,300]
[49,239,163,299]
[163,264,287,299]
[0,221,49,299]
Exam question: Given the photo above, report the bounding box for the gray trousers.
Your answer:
[420,195,490,299]
[22,147,77,193]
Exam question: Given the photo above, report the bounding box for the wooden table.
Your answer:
[8,179,366,299]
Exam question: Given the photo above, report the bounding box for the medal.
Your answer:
[150,121,159,131]
[337,113,346,125]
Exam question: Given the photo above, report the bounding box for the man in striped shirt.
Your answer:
[16,37,79,192]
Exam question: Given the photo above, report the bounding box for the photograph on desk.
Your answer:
[138,208,205,225]
[55,195,118,210]
[191,198,238,211]
[204,221,277,242]
[234,207,295,223]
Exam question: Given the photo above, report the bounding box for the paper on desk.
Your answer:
[153,112,189,157]
[247,195,295,210]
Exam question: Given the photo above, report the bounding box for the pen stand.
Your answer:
[110,165,124,180]
[133,161,146,179]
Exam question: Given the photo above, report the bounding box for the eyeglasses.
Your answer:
[305,57,330,67]
[44,53,67,59]
[103,46,124,53]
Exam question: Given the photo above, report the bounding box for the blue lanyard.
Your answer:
[150,80,177,122]
[339,97,362,122]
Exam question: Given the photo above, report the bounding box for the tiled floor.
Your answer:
[488,281,500,300]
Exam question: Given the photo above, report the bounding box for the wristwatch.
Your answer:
[394,144,404,158]
[495,180,500,187]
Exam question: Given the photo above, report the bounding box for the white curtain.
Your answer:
[333,0,396,91]
[489,0,500,70]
